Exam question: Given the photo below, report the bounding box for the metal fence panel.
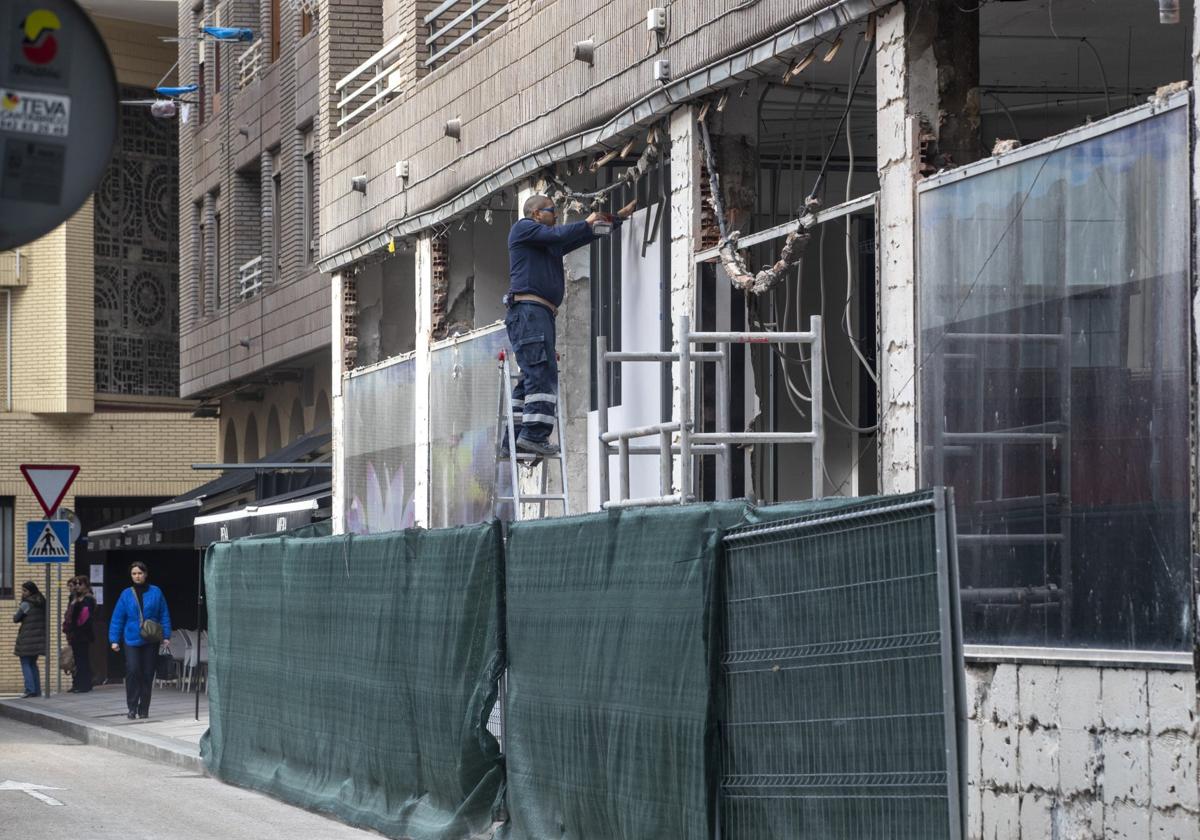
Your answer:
[719,490,965,840]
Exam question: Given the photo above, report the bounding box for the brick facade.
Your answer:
[179,0,330,399]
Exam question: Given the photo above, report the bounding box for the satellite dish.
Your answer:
[0,0,118,250]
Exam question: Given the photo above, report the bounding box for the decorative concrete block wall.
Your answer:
[966,662,1199,839]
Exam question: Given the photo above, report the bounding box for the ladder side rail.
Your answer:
[715,345,731,501]
[596,336,610,507]
[810,315,824,499]
[502,356,523,518]
[678,315,693,503]
[556,378,570,514]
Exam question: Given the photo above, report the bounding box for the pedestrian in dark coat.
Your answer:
[12,581,46,698]
[109,561,171,720]
[64,576,97,693]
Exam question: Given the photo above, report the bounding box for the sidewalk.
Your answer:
[0,682,209,773]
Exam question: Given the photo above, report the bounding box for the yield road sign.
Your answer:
[26,520,70,563]
[19,464,80,517]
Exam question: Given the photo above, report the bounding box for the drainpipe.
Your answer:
[3,288,11,412]
[1159,0,1180,24]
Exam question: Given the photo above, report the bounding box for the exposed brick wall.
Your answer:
[342,272,358,371]
[429,234,449,339]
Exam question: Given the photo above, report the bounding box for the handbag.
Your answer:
[59,644,75,674]
[155,645,174,681]
[134,589,164,645]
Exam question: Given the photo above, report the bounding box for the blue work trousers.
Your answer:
[504,302,558,444]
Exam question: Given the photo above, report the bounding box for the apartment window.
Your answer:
[301,5,314,37]
[196,201,207,312]
[213,211,222,310]
[213,21,222,115]
[270,0,281,63]
[302,131,316,266]
[918,102,1191,651]
[0,498,12,600]
[270,149,282,282]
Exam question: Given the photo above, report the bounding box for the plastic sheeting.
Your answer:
[344,356,418,533]
[500,502,751,840]
[200,523,504,840]
[429,328,510,528]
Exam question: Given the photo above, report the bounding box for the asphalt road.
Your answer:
[0,716,381,839]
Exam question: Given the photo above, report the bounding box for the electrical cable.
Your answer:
[803,28,872,209]
[829,138,1063,495]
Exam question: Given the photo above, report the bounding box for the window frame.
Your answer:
[0,497,12,600]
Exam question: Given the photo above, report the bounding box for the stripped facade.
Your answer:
[314,0,1199,835]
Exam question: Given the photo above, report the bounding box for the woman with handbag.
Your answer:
[12,581,47,698]
[108,561,171,720]
[64,576,97,693]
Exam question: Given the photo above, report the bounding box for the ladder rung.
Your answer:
[499,453,562,462]
[498,494,567,502]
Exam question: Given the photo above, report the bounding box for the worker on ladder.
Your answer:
[502,194,635,456]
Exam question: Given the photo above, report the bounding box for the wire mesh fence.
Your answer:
[719,490,965,840]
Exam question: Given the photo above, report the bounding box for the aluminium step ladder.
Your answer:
[493,351,570,520]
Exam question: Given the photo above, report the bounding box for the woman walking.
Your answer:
[12,581,46,698]
[109,562,171,719]
[64,576,97,693]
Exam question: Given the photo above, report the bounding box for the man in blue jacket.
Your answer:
[504,194,634,456]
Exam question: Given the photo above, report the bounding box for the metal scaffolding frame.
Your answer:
[596,314,824,508]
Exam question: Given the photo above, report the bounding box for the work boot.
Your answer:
[516,436,559,457]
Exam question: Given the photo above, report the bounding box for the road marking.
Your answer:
[0,780,65,806]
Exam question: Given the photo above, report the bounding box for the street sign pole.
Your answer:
[43,565,50,697]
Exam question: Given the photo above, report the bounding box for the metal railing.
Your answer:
[424,0,508,69]
[335,34,405,130]
[0,250,28,286]
[237,256,264,298]
[237,38,263,90]
[596,314,824,509]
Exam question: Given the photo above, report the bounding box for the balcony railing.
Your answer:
[238,256,264,298]
[0,250,28,286]
[237,38,262,90]
[335,34,405,130]
[424,0,508,70]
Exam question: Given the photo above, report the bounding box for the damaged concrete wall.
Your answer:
[354,255,417,367]
[965,662,1199,839]
[447,220,510,333]
[875,3,920,493]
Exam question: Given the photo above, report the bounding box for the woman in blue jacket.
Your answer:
[109,561,171,720]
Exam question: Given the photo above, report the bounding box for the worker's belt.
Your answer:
[511,293,558,316]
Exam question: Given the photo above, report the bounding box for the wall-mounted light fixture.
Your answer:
[351,174,367,194]
[1159,0,1180,23]
[445,118,462,140]
[573,39,595,65]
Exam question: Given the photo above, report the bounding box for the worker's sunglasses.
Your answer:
[536,205,556,216]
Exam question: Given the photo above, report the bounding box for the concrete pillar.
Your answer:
[413,235,433,526]
[669,104,701,496]
[330,270,347,534]
[906,0,982,168]
[875,2,921,494]
[1192,0,1200,676]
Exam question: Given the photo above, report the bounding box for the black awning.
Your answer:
[192,482,332,546]
[86,425,332,551]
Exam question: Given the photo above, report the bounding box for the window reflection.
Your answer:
[919,105,1191,650]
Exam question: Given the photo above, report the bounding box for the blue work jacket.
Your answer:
[507,217,619,308]
[109,585,172,647]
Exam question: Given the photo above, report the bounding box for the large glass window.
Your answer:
[918,102,1191,650]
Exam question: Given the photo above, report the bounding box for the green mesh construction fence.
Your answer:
[499,502,751,840]
[718,490,966,840]
[200,523,504,840]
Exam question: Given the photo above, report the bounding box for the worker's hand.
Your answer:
[617,200,637,219]
[111,643,119,652]
[585,212,602,226]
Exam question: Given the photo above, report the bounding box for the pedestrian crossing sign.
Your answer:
[26,520,70,563]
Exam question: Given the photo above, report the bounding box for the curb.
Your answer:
[0,699,206,774]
